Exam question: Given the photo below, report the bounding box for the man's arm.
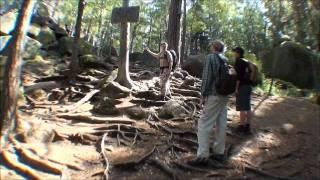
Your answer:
[145,48,159,59]
[200,55,213,96]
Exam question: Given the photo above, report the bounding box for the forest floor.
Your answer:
[0,57,319,180]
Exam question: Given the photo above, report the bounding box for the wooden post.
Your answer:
[111,0,139,88]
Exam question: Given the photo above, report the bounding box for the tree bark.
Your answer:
[115,0,133,88]
[69,0,86,79]
[180,0,187,65]
[167,0,182,66]
[292,0,308,44]
[0,0,35,136]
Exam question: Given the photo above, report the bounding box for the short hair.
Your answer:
[232,47,245,58]
[160,42,168,48]
[210,40,225,53]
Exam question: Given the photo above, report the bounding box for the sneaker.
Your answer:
[243,124,251,134]
[187,157,209,166]
[209,154,225,162]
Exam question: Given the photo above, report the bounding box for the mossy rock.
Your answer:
[27,23,41,38]
[0,36,42,59]
[125,106,148,120]
[261,41,320,89]
[37,26,56,48]
[58,37,93,56]
[0,10,17,35]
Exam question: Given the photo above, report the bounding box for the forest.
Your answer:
[0,0,319,179]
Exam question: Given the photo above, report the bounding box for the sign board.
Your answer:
[111,6,140,24]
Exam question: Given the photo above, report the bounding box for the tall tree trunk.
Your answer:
[292,0,308,44]
[167,0,182,66]
[115,0,133,88]
[69,0,85,79]
[180,0,187,64]
[0,0,35,137]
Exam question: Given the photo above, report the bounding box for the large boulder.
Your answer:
[27,23,41,38]
[0,10,18,35]
[37,26,56,48]
[130,51,158,68]
[182,54,205,77]
[58,37,93,56]
[262,41,320,89]
[0,36,42,59]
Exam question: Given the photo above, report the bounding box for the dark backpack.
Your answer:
[215,55,237,96]
[168,50,178,72]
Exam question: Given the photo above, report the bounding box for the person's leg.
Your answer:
[197,96,222,159]
[159,72,166,99]
[212,97,228,155]
[239,111,246,125]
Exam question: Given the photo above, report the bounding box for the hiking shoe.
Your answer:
[209,154,225,162]
[187,157,209,166]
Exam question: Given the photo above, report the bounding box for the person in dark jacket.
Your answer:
[232,47,252,134]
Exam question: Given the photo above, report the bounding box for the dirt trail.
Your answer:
[1,66,319,180]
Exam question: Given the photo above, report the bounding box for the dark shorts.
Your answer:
[236,85,252,111]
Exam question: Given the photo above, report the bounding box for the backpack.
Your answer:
[243,59,258,86]
[215,55,237,96]
[167,50,178,72]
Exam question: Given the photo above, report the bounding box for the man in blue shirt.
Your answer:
[189,40,229,165]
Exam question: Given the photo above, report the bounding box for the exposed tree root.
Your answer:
[171,88,201,98]
[113,146,156,166]
[172,161,209,172]
[245,166,293,180]
[149,159,178,180]
[9,137,63,175]
[25,81,64,93]
[0,150,42,180]
[130,99,166,107]
[56,114,136,124]
[64,89,100,112]
[101,133,110,180]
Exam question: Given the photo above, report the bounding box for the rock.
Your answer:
[133,90,161,101]
[105,56,118,65]
[125,106,148,120]
[80,54,113,71]
[172,71,184,79]
[58,37,93,56]
[27,23,41,38]
[28,89,47,101]
[182,54,205,77]
[138,70,155,80]
[181,76,195,88]
[158,100,190,119]
[37,26,56,48]
[279,123,295,134]
[101,81,131,99]
[262,41,320,89]
[0,36,42,59]
[92,97,120,115]
[129,51,159,68]
[37,2,50,18]
[0,10,18,35]
[101,45,118,57]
